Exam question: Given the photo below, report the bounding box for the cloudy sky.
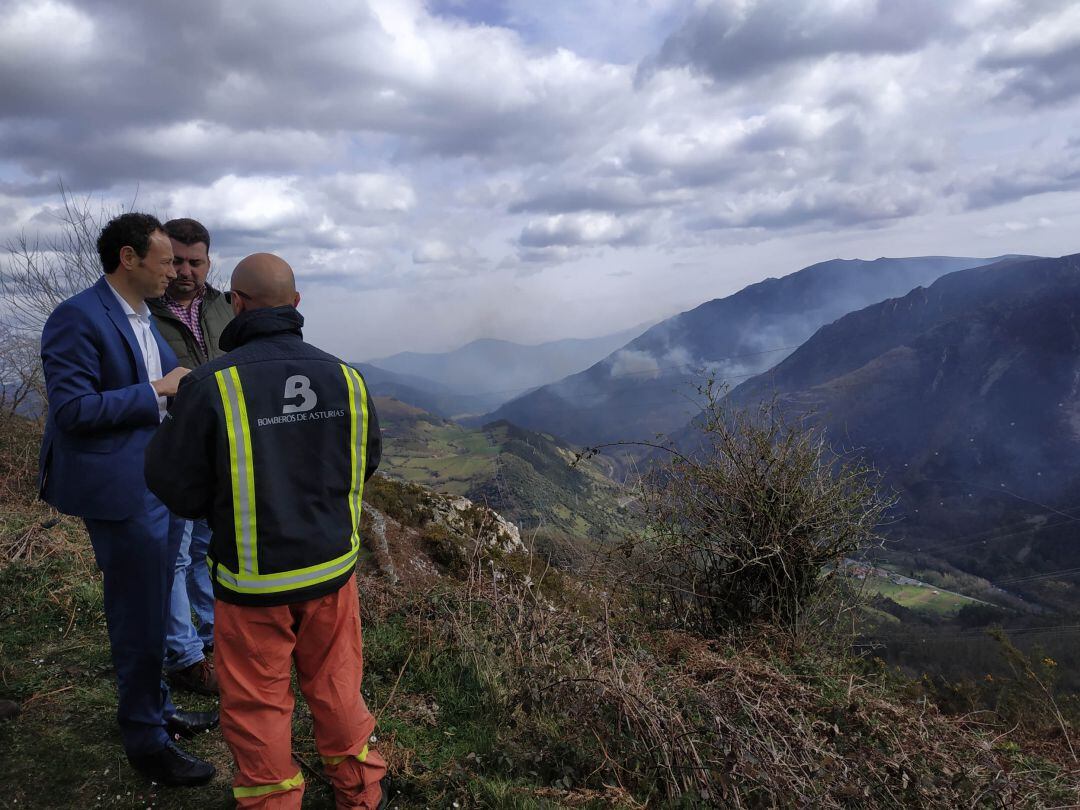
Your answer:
[2,0,1079,359]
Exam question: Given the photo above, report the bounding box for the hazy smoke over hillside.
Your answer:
[485,256,1015,447]
[608,346,696,379]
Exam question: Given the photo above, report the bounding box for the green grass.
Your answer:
[0,533,609,809]
[0,541,241,809]
[865,577,979,615]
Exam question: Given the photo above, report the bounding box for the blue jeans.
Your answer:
[83,491,183,756]
[186,519,215,648]
[164,519,215,671]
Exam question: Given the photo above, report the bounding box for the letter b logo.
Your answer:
[282,375,317,414]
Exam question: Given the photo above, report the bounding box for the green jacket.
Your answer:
[148,286,234,370]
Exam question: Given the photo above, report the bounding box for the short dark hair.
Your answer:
[96,213,164,274]
[163,218,210,250]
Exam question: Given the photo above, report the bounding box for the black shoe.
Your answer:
[128,741,216,786]
[165,709,219,739]
[377,776,391,809]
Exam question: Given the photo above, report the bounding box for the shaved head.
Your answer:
[231,253,298,309]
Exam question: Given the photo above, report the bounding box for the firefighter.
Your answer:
[145,253,386,808]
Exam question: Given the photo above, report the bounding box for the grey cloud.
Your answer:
[624,107,878,194]
[640,0,956,85]
[0,0,619,193]
[509,182,653,214]
[0,0,231,132]
[982,40,1080,106]
[962,154,1080,210]
[506,108,879,224]
[514,245,574,265]
[0,121,344,192]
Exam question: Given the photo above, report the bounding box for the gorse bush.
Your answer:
[628,385,891,636]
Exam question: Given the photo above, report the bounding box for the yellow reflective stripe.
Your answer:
[232,367,258,575]
[354,368,370,506]
[216,370,247,576]
[217,544,358,581]
[216,367,257,576]
[212,548,358,595]
[341,365,370,549]
[341,364,360,545]
[233,770,304,798]
[321,744,369,766]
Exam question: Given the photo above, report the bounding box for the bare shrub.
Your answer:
[0,325,44,418]
[0,185,113,334]
[626,384,891,637]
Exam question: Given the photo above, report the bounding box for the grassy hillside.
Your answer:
[377,397,630,549]
[3,415,1080,807]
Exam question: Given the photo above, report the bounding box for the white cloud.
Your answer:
[973,217,1056,238]
[320,173,417,213]
[520,213,651,249]
[989,3,1080,60]
[120,123,339,170]
[413,239,467,264]
[0,1,95,62]
[166,176,307,233]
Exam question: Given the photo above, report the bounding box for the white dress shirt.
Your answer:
[106,278,167,421]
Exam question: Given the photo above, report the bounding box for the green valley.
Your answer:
[374,396,630,551]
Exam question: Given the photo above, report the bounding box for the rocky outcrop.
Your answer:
[427,493,524,555]
[363,505,400,584]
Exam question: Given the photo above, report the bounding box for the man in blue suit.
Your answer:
[39,212,216,786]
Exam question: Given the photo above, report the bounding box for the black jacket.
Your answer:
[145,306,380,606]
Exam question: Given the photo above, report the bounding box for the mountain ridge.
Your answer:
[482,255,1030,446]
[719,252,1080,608]
[366,321,655,413]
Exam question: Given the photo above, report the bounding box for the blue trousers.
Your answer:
[165,519,215,670]
[83,491,185,756]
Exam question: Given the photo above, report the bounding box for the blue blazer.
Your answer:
[39,276,179,520]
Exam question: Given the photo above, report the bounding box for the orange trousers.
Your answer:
[215,575,387,809]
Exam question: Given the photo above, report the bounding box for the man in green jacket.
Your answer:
[148,218,233,695]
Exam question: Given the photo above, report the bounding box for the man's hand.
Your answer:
[152,367,191,397]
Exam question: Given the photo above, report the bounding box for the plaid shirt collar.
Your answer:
[163,286,207,353]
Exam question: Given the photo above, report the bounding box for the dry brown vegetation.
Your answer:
[375,544,1080,807]
[0,413,73,565]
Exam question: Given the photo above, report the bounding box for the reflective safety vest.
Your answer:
[146,308,382,607]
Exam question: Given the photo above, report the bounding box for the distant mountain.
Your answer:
[374,396,628,554]
[368,322,653,414]
[722,253,1080,607]
[483,256,1026,447]
[351,363,493,419]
